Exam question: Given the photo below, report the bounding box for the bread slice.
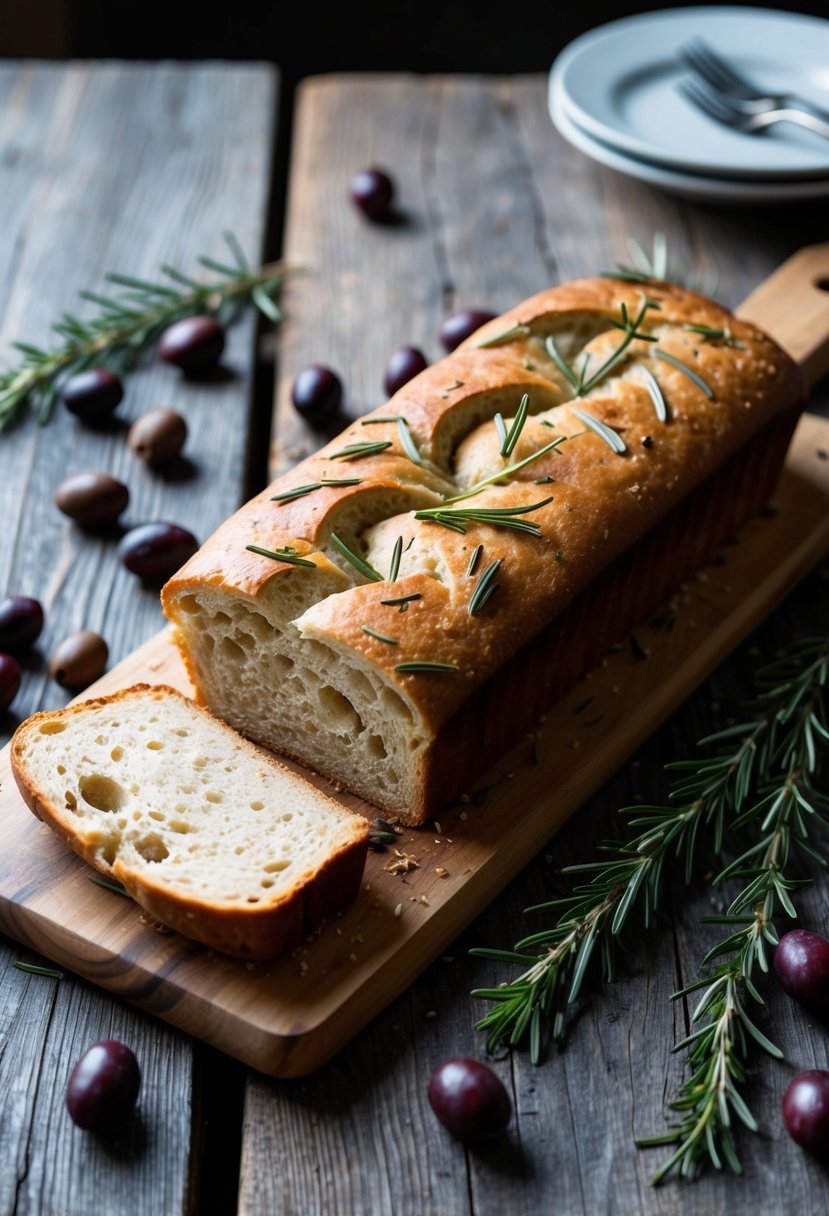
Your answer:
[10,684,369,960]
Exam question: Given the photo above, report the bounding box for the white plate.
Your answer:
[549,75,829,205]
[552,6,829,180]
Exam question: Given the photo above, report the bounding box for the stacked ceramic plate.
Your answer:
[549,6,829,204]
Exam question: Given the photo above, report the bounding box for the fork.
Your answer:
[680,38,829,123]
[680,76,829,143]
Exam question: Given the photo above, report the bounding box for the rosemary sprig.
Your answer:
[544,297,656,400]
[0,231,285,431]
[330,533,383,582]
[471,638,829,1088]
[414,497,553,536]
[448,436,568,503]
[643,640,829,1183]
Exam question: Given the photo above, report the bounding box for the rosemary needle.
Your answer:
[246,544,316,569]
[330,533,384,582]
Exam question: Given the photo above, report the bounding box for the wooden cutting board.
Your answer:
[1,249,829,1078]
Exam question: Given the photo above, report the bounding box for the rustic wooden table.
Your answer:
[1,63,828,1216]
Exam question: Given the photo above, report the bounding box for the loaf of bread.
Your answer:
[162,277,804,824]
[10,685,368,958]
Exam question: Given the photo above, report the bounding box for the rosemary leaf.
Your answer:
[654,348,714,399]
[395,661,459,675]
[396,417,423,465]
[13,962,64,978]
[640,368,668,424]
[476,322,531,348]
[379,592,422,610]
[328,440,393,461]
[361,625,399,645]
[88,873,131,897]
[494,413,508,450]
[246,544,316,568]
[389,536,403,582]
[467,543,484,576]
[468,559,502,616]
[570,406,626,455]
[361,416,405,425]
[501,394,530,458]
[545,335,582,391]
[330,533,384,582]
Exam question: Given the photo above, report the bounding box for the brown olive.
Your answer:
[54,472,130,527]
[49,631,109,691]
[128,408,187,466]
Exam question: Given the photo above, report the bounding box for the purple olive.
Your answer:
[117,522,198,582]
[66,1039,141,1133]
[60,369,123,424]
[427,1057,511,1144]
[383,346,428,397]
[54,471,130,527]
[0,596,44,651]
[159,315,225,373]
[774,929,829,1012]
[349,168,395,221]
[782,1070,829,1155]
[291,364,342,427]
[439,309,498,353]
[0,653,22,712]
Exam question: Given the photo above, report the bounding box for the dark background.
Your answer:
[3,1,829,88]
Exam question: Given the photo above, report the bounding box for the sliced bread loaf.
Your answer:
[10,684,369,959]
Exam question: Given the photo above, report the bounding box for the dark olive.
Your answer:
[291,365,343,427]
[427,1057,512,1144]
[60,369,124,424]
[117,522,198,582]
[49,631,108,691]
[349,168,395,221]
[774,929,829,1012]
[128,407,188,465]
[158,315,225,372]
[0,653,22,712]
[66,1040,141,1133]
[54,471,130,527]
[383,346,428,397]
[782,1070,829,1155]
[439,309,498,353]
[0,595,44,651]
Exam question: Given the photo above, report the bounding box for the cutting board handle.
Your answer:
[737,241,829,388]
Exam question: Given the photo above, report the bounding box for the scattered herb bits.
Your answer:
[49,631,108,691]
[60,369,123,424]
[128,407,188,466]
[66,1040,141,1133]
[159,315,225,373]
[292,365,343,426]
[349,167,395,222]
[54,471,129,527]
[0,595,44,651]
[427,1058,512,1144]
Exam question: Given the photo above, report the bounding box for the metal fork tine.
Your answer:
[680,40,742,96]
[684,39,750,94]
[679,80,739,125]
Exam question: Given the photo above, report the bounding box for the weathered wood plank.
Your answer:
[244,73,829,1216]
[0,61,278,1216]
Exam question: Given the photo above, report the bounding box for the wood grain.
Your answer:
[243,74,829,1216]
[0,61,277,1216]
[0,409,826,1083]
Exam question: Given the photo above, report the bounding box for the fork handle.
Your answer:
[777,107,829,142]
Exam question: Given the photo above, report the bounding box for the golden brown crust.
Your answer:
[161,277,805,818]
[11,685,369,960]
